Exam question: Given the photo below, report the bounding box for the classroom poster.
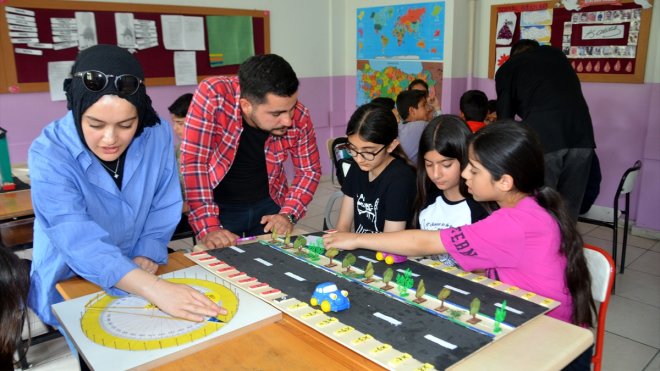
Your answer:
[356,59,443,106]
[206,15,254,67]
[356,2,445,60]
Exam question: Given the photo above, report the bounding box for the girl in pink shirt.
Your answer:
[324,121,595,329]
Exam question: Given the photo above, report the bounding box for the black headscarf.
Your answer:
[63,44,160,142]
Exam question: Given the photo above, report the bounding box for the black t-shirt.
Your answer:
[341,158,416,233]
[214,120,269,204]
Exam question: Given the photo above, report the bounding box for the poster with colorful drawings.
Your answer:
[356,2,445,60]
[356,60,443,106]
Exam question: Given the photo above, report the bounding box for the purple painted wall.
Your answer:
[1,75,658,232]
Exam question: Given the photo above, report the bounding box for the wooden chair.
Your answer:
[579,160,641,274]
[583,243,615,371]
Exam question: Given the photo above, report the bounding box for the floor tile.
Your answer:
[645,351,660,371]
[588,226,657,249]
[650,241,660,253]
[577,221,599,235]
[614,268,660,308]
[19,336,74,369]
[601,331,658,371]
[606,295,660,348]
[627,250,660,277]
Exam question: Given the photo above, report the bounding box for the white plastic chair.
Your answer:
[583,244,615,371]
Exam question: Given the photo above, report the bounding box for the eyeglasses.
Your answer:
[346,143,387,161]
[73,70,142,95]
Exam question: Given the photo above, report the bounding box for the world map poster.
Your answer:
[356,60,443,106]
[357,2,445,60]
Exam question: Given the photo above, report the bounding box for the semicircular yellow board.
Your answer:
[80,278,238,351]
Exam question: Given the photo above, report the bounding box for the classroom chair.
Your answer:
[583,243,615,371]
[578,160,641,274]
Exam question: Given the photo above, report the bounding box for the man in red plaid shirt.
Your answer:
[181,54,321,248]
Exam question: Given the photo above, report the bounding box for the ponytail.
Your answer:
[535,186,596,326]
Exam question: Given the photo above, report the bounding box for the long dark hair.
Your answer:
[346,103,414,168]
[468,121,595,326]
[413,115,471,227]
[0,249,31,369]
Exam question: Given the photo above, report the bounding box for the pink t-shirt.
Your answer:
[440,197,573,323]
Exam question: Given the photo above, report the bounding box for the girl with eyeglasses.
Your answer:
[28,45,225,334]
[335,103,416,234]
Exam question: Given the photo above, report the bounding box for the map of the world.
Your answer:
[356,60,443,106]
[357,2,445,60]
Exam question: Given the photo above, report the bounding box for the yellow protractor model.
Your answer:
[80,278,238,351]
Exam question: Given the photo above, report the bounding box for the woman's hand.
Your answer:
[322,232,360,251]
[133,256,158,274]
[146,278,227,322]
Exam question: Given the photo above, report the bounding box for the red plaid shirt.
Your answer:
[180,76,321,239]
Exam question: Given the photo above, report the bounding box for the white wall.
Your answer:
[70,0,333,78]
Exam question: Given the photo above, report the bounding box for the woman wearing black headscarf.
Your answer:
[28,45,225,329]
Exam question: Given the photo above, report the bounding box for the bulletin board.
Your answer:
[0,0,270,93]
[488,0,653,83]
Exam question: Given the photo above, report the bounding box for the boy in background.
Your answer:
[459,90,488,133]
[485,99,497,125]
[396,89,431,163]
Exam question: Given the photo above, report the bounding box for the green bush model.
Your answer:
[414,279,426,303]
[271,230,279,243]
[436,287,451,312]
[342,253,356,273]
[324,247,339,267]
[382,268,394,290]
[395,268,414,298]
[467,298,481,324]
[363,262,375,283]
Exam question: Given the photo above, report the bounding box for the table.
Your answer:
[57,247,593,370]
[0,189,32,220]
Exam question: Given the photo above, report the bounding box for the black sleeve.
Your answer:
[466,198,489,223]
[341,163,360,199]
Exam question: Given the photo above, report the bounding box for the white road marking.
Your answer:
[424,334,457,350]
[494,302,523,315]
[284,272,306,281]
[373,312,402,326]
[229,246,245,253]
[254,258,272,266]
[444,285,470,295]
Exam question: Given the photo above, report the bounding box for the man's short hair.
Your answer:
[459,90,488,122]
[511,39,540,56]
[168,93,193,117]
[396,90,427,121]
[238,54,299,104]
[407,78,429,92]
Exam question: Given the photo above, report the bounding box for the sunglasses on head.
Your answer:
[73,70,142,95]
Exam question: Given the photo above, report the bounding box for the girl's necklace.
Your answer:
[100,156,121,179]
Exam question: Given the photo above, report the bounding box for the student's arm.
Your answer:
[335,195,355,232]
[116,268,225,322]
[323,230,444,257]
[279,104,322,221]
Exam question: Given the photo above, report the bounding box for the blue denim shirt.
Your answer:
[28,111,182,326]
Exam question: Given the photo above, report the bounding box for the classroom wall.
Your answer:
[470,0,660,234]
[1,0,658,233]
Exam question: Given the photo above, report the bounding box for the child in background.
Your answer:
[413,115,488,266]
[336,103,416,234]
[485,99,497,125]
[370,96,400,123]
[408,78,442,117]
[167,93,193,161]
[396,89,431,163]
[459,90,488,133]
[324,122,596,352]
[0,249,30,369]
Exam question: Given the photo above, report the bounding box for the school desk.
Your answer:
[0,189,32,220]
[56,246,593,370]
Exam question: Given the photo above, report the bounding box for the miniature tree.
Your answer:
[363,262,375,283]
[467,298,481,324]
[307,244,324,261]
[413,279,426,304]
[493,300,507,334]
[395,268,414,298]
[342,253,356,273]
[382,268,394,290]
[449,309,463,320]
[292,235,306,252]
[271,230,279,243]
[284,231,292,248]
[325,247,339,267]
[436,287,451,312]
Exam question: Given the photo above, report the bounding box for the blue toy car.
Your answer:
[310,282,350,312]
